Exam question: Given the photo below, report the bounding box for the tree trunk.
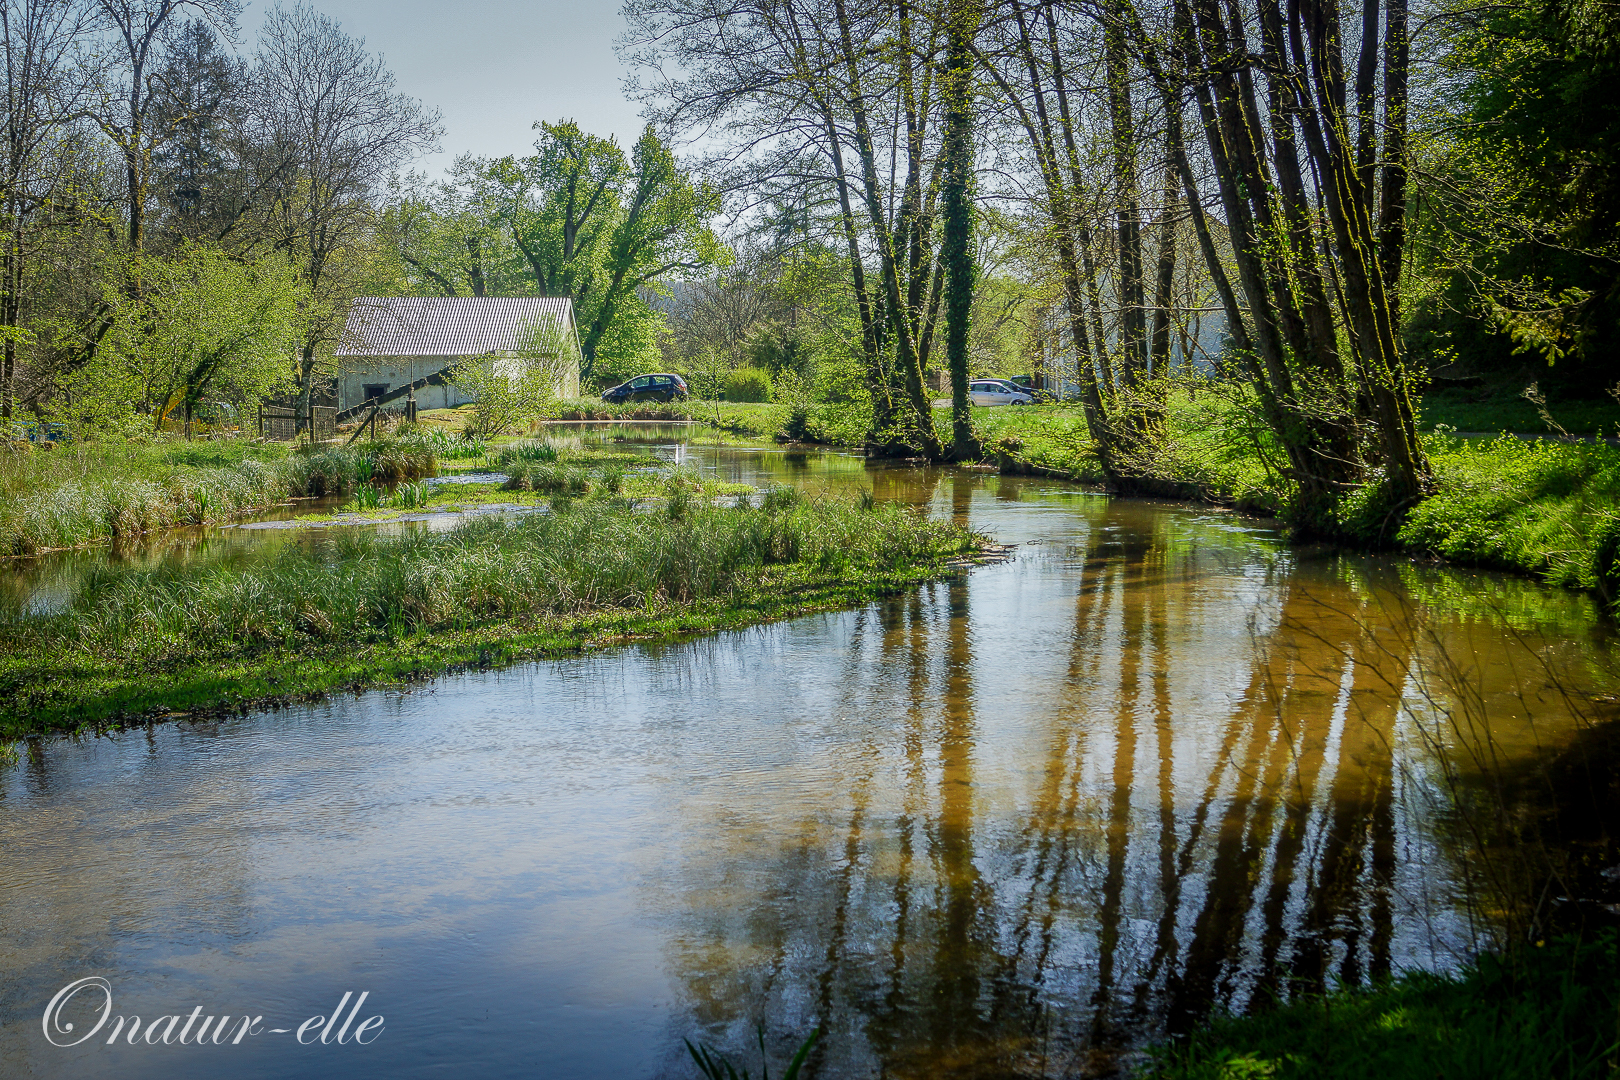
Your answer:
[1104,2,1148,390]
[940,0,981,460]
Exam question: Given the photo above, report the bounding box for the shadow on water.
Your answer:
[0,429,1614,1079]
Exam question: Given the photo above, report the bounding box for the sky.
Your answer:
[241,0,649,176]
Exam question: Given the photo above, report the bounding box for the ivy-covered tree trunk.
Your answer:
[940,0,981,461]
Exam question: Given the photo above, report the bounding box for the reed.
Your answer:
[490,441,559,467]
[0,437,441,554]
[0,494,980,731]
[500,459,626,496]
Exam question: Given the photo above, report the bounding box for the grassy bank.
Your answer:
[417,399,871,446]
[1140,933,1620,1079]
[1421,385,1620,435]
[0,435,439,555]
[976,396,1620,615]
[0,489,981,736]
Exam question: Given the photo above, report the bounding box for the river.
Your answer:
[1,426,1613,1078]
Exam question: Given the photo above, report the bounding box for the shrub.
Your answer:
[724,367,772,403]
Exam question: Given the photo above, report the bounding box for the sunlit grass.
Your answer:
[0,435,443,555]
[0,492,982,734]
[1141,933,1619,1080]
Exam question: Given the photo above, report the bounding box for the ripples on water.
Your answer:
[1,427,1614,1078]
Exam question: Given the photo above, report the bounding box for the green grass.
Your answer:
[1420,387,1620,436]
[1140,933,1620,1080]
[0,491,982,736]
[969,394,1289,513]
[0,434,444,555]
[1395,435,1620,595]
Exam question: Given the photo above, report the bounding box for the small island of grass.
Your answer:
[0,484,985,738]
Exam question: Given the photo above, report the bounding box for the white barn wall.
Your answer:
[338,356,474,412]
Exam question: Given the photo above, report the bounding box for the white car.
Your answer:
[968,380,1035,407]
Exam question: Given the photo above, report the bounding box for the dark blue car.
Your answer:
[602,373,689,403]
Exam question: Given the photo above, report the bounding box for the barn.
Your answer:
[335,296,582,416]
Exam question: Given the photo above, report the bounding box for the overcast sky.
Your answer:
[242,0,648,176]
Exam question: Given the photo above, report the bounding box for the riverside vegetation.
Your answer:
[0,477,981,736]
[1141,933,1620,1079]
[0,434,440,555]
[426,391,1620,620]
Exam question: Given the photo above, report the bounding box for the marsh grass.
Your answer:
[0,437,441,555]
[501,460,627,496]
[491,441,559,466]
[0,494,980,732]
[393,426,486,460]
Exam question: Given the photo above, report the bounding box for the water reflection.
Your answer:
[0,439,1611,1079]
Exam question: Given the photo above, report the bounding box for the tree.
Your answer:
[1411,0,1620,387]
[1,0,96,417]
[148,18,249,245]
[54,243,306,434]
[378,157,527,299]
[383,121,722,387]
[91,0,242,253]
[249,2,441,429]
[622,0,963,458]
[940,0,983,459]
[447,315,577,438]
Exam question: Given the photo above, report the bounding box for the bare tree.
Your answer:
[248,2,440,428]
[91,0,240,253]
[1,0,97,416]
[624,0,957,458]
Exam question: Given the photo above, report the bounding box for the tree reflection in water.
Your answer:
[660,485,1597,1079]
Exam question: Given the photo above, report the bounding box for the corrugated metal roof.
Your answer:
[337,296,575,357]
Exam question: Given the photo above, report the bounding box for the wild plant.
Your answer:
[686,1028,818,1080]
[343,485,383,512]
[492,441,559,468]
[17,495,978,658]
[389,481,429,509]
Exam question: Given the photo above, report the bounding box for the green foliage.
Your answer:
[447,316,576,438]
[52,246,308,435]
[725,366,772,403]
[1140,933,1620,1080]
[2,494,976,668]
[501,460,625,496]
[1416,0,1620,386]
[343,484,383,512]
[491,441,559,467]
[387,122,721,384]
[0,436,440,554]
[394,426,487,460]
[1397,435,1620,593]
[1418,386,1620,434]
[588,296,665,389]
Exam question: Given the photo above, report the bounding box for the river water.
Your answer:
[1,427,1614,1078]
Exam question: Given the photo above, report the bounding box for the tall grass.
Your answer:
[5,495,977,665]
[491,441,559,467]
[0,437,440,555]
[394,426,487,460]
[500,460,627,496]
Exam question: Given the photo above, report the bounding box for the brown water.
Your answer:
[1,429,1614,1079]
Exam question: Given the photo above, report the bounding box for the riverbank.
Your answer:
[417,394,1620,616]
[0,488,984,737]
[0,435,439,555]
[1140,931,1620,1079]
[972,397,1620,618]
